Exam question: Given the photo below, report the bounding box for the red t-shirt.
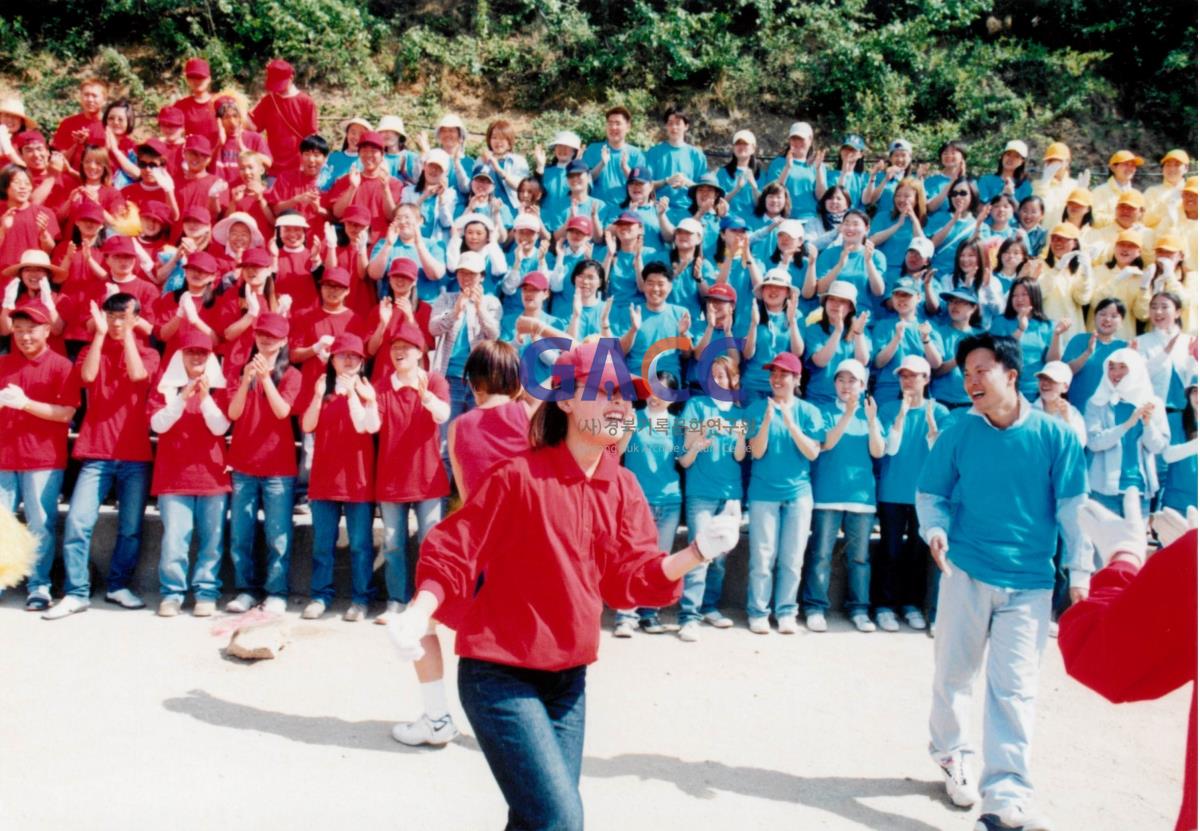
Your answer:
[213,131,270,185]
[151,290,223,362]
[323,175,404,242]
[307,392,375,502]
[249,92,318,175]
[119,181,174,222]
[107,275,160,326]
[148,384,231,496]
[175,173,229,231]
[0,204,59,270]
[225,362,302,478]
[72,337,160,462]
[451,400,531,499]
[211,285,259,367]
[332,245,377,319]
[51,112,101,168]
[0,348,80,471]
[266,170,326,241]
[416,443,683,667]
[289,306,367,415]
[274,248,320,313]
[374,372,450,502]
[367,301,432,383]
[225,192,274,240]
[51,184,126,235]
[52,241,107,342]
[171,96,219,148]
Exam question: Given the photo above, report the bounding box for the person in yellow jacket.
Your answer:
[1087,190,1154,265]
[1145,233,1194,335]
[1173,177,1197,274]
[1034,142,1087,233]
[1089,228,1152,340]
[1090,150,1144,229]
[1032,222,1094,338]
[1145,149,1190,229]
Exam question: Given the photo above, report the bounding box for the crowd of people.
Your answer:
[0,55,1195,831]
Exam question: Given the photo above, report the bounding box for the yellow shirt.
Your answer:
[1034,173,1084,232]
[1089,265,1151,340]
[1089,177,1142,229]
[1083,221,1154,266]
[1037,260,1094,338]
[1143,181,1184,228]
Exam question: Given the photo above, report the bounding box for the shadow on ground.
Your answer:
[164,689,949,830]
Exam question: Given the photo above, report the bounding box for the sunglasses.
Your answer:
[951,190,970,197]
[137,160,165,169]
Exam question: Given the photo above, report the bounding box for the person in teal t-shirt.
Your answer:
[801,280,872,406]
[740,268,804,400]
[646,110,710,214]
[743,351,823,635]
[1061,297,1128,412]
[931,286,984,409]
[765,122,819,223]
[989,277,1068,400]
[581,105,647,207]
[620,262,690,384]
[1160,378,1198,513]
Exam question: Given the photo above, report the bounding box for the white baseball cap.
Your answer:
[753,268,793,298]
[511,213,542,233]
[834,358,868,385]
[777,219,806,240]
[1036,360,1073,386]
[788,122,814,140]
[907,237,935,259]
[889,138,913,154]
[676,217,704,236]
[549,130,582,151]
[895,355,932,376]
[1003,139,1029,159]
[732,129,757,147]
[423,148,451,171]
[820,279,858,306]
[456,251,486,274]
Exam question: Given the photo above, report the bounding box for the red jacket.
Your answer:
[1058,530,1198,831]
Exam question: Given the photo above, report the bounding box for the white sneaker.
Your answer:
[905,609,927,630]
[301,600,326,620]
[225,593,258,614]
[375,600,405,625]
[876,610,900,632]
[678,621,701,642]
[748,617,770,634]
[613,620,636,638]
[104,588,146,609]
[805,612,827,633]
[777,615,799,634]
[343,603,366,622]
[702,610,734,629]
[158,598,182,618]
[851,614,877,633]
[937,751,981,808]
[976,804,1055,831]
[193,600,216,617]
[262,596,288,614]
[42,596,90,620]
[391,713,459,747]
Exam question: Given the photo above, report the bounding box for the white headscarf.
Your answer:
[1088,347,1157,410]
[157,349,227,395]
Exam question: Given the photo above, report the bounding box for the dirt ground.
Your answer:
[0,594,1187,830]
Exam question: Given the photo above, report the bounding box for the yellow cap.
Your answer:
[1115,228,1144,247]
[1185,177,1199,195]
[1049,222,1080,241]
[1108,150,1145,167]
[1043,142,1071,162]
[1161,149,1190,166]
[1116,190,1146,209]
[1065,188,1093,207]
[1155,234,1184,253]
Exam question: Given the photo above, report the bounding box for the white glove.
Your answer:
[386,607,430,661]
[2,279,18,311]
[105,282,118,298]
[245,287,261,318]
[1150,506,1198,548]
[1140,266,1156,290]
[1077,488,1147,567]
[695,500,741,561]
[1059,250,1079,268]
[1040,161,1062,184]
[324,222,338,250]
[178,291,196,321]
[312,334,335,362]
[0,384,29,410]
[38,277,53,306]
[277,294,293,317]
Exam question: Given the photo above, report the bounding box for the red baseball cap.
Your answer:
[10,300,52,325]
[72,201,105,225]
[763,352,803,375]
[388,258,419,280]
[176,328,215,353]
[141,201,172,224]
[184,58,211,78]
[238,248,272,268]
[357,131,386,151]
[388,322,427,350]
[102,236,137,257]
[565,216,593,236]
[13,131,46,151]
[185,251,219,274]
[330,332,365,357]
[321,267,351,287]
[520,271,550,291]
[554,341,651,399]
[181,205,212,225]
[157,106,185,128]
[706,283,737,304]
[184,134,213,156]
[264,59,294,94]
[137,138,170,158]
[254,312,289,339]
[342,205,371,226]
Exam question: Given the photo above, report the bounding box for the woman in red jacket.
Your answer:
[388,341,741,830]
[300,332,379,621]
[148,329,231,618]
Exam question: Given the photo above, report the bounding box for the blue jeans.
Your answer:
[746,496,813,620]
[61,460,150,598]
[458,657,586,831]
[158,493,228,603]
[678,498,731,624]
[802,508,874,616]
[441,375,475,484]
[229,473,296,599]
[930,564,1052,816]
[310,500,374,605]
[616,502,680,625]
[380,498,443,603]
[0,468,64,595]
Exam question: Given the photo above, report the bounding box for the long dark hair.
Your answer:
[818,185,851,232]
[723,152,762,180]
[1184,383,1197,441]
[1003,277,1049,323]
[322,352,367,401]
[1044,238,1083,274]
[754,183,790,218]
[951,239,988,289]
[246,341,291,387]
[570,258,607,295]
[818,295,857,341]
[529,396,569,448]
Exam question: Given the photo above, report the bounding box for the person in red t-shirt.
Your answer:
[367,257,432,382]
[51,79,106,170]
[53,203,108,350]
[15,130,78,210]
[45,292,159,620]
[324,131,402,243]
[148,328,232,617]
[224,312,302,614]
[172,58,219,149]
[215,248,279,368]
[122,139,182,224]
[52,144,127,231]
[299,333,380,621]
[323,204,375,317]
[99,99,141,185]
[0,163,59,269]
[288,266,367,419]
[174,134,229,226]
[213,97,272,187]
[266,134,329,241]
[247,59,318,176]
[152,249,223,362]
[212,210,265,270]
[271,211,321,313]
[386,342,740,826]
[100,235,156,341]
[0,300,80,611]
[1,250,67,353]
[224,150,274,238]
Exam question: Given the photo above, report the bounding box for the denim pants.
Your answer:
[0,468,65,595]
[310,500,374,605]
[929,564,1052,816]
[295,433,314,502]
[441,375,475,484]
[746,496,813,620]
[802,508,874,616]
[158,493,228,603]
[380,498,443,603]
[229,473,296,599]
[678,498,731,624]
[616,501,680,624]
[458,657,587,831]
[873,501,928,615]
[61,460,150,598]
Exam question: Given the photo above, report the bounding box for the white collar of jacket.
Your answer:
[968,393,1032,429]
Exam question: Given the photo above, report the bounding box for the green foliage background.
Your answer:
[0,0,1194,169]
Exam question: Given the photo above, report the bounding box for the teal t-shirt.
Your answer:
[677,396,744,502]
[990,316,1054,400]
[917,408,1088,590]
[871,319,944,404]
[626,302,687,382]
[745,397,824,502]
[811,401,877,508]
[802,322,864,405]
[877,399,950,504]
[930,323,982,406]
[624,409,682,506]
[765,157,818,218]
[582,141,647,206]
[924,213,977,276]
[1062,333,1127,412]
[743,310,796,398]
[646,142,709,212]
[1162,411,1198,513]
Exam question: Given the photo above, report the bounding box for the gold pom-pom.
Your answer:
[109,203,143,239]
[0,504,38,590]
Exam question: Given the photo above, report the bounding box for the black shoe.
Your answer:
[25,593,50,612]
[638,615,667,634]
